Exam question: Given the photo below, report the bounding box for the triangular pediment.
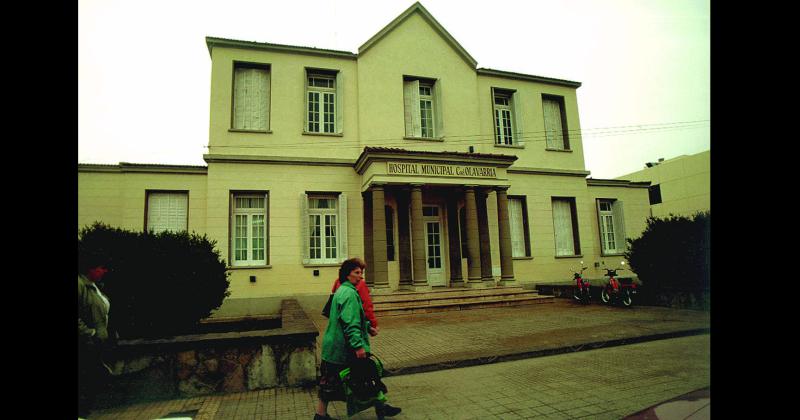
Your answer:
[359,2,477,68]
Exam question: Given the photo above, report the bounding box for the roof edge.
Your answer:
[477,68,582,88]
[205,36,358,59]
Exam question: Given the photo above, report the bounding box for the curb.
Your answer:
[383,328,711,377]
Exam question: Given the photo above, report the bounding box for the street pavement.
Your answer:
[88,298,710,419]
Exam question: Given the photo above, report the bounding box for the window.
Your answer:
[385,206,395,261]
[306,69,341,133]
[494,92,514,145]
[508,196,531,257]
[403,77,442,138]
[302,193,347,264]
[146,191,188,233]
[552,198,581,256]
[231,193,268,266]
[232,63,270,131]
[648,184,662,205]
[543,95,569,150]
[597,199,627,255]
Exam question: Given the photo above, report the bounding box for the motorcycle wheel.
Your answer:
[600,289,610,304]
[573,288,581,301]
[582,289,591,304]
[621,291,633,307]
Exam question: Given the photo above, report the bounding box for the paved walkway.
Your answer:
[88,299,710,419]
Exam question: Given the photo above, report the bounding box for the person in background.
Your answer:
[78,255,115,419]
[315,257,400,420]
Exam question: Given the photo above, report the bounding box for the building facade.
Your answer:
[78,2,651,298]
[616,150,710,218]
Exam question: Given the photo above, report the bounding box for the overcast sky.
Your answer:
[78,0,709,179]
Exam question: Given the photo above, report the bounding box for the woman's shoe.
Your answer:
[376,403,402,418]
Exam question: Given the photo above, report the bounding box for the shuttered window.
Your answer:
[403,77,441,138]
[146,192,188,233]
[543,95,569,150]
[302,194,347,264]
[233,64,270,131]
[552,198,580,256]
[508,197,530,257]
[597,199,627,255]
[306,71,337,133]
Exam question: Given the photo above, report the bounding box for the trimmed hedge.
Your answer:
[78,223,230,339]
[625,212,710,309]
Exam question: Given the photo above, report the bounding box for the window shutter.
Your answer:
[512,91,523,146]
[335,71,343,134]
[433,79,443,138]
[544,98,564,149]
[301,193,310,264]
[338,194,348,262]
[403,79,421,137]
[552,199,575,256]
[612,200,627,251]
[595,199,606,254]
[261,70,270,131]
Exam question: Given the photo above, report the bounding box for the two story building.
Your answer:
[78,2,651,299]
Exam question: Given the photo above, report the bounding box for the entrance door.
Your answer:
[423,206,445,286]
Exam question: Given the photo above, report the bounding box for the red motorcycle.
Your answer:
[600,262,637,307]
[571,262,590,304]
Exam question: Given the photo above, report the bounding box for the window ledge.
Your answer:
[545,148,573,153]
[227,265,272,270]
[600,252,626,257]
[229,129,272,134]
[555,254,584,259]
[513,256,534,260]
[404,136,444,142]
[494,144,525,149]
[303,262,341,268]
[302,131,344,137]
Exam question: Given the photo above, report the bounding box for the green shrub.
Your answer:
[78,222,230,339]
[625,212,710,306]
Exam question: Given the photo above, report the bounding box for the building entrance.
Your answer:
[423,205,445,286]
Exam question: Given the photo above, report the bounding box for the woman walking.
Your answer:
[315,257,401,420]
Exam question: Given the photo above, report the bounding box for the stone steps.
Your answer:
[372,286,554,317]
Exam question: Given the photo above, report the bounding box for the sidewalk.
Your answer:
[89,299,709,419]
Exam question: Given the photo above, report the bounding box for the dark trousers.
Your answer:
[78,344,109,417]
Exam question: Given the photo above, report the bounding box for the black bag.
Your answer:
[321,293,334,318]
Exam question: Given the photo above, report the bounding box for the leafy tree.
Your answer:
[78,222,230,339]
[625,212,710,305]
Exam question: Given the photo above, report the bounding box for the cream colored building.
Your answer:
[79,2,652,298]
[616,150,710,218]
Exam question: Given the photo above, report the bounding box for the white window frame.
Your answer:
[146,191,188,233]
[232,63,270,131]
[302,193,347,264]
[404,77,441,139]
[494,92,514,145]
[306,72,336,134]
[231,193,268,267]
[597,199,627,255]
[543,95,569,150]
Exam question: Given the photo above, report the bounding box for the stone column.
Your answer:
[446,195,464,287]
[397,189,413,288]
[464,186,483,285]
[410,184,429,289]
[362,191,373,287]
[477,189,494,285]
[371,184,389,291]
[496,187,515,285]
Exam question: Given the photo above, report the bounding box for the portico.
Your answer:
[355,147,518,293]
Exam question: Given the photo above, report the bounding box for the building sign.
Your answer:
[387,162,497,179]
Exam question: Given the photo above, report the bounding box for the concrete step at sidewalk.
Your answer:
[375,290,546,310]
[372,286,528,303]
[375,294,554,317]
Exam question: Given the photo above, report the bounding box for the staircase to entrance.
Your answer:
[372,285,553,317]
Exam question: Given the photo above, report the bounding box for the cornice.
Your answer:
[205,37,358,60]
[203,154,353,167]
[508,167,591,177]
[354,147,517,175]
[586,178,651,188]
[477,68,582,88]
[78,163,208,175]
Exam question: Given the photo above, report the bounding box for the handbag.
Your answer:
[321,293,334,318]
[339,354,388,416]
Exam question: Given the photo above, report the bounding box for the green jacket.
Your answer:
[78,274,110,346]
[321,281,371,365]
